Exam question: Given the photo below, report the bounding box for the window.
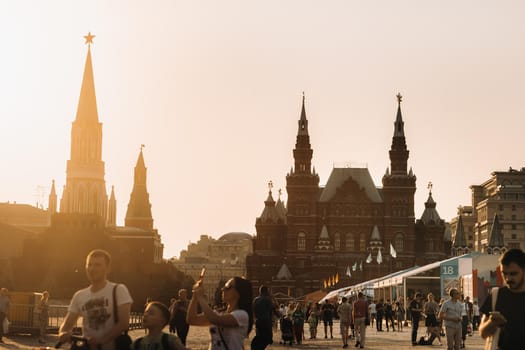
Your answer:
[511,233,517,239]
[509,242,521,249]
[334,233,340,251]
[512,224,517,230]
[427,239,434,251]
[512,205,516,211]
[360,234,366,252]
[346,233,354,251]
[395,233,404,252]
[297,232,306,251]
[499,204,504,211]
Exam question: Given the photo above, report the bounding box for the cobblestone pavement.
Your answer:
[2,321,485,350]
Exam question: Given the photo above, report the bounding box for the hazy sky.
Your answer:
[1,1,525,258]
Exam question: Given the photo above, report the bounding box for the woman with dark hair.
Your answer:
[187,276,253,349]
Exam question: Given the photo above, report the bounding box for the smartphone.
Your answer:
[199,267,206,280]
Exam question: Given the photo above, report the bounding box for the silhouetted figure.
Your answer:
[251,285,274,350]
[172,289,190,345]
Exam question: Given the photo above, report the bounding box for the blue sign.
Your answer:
[440,259,459,298]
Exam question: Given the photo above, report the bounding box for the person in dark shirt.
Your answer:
[480,249,525,350]
[409,293,423,346]
[251,285,274,350]
[171,289,190,345]
[321,300,334,339]
[375,299,384,331]
[384,299,395,332]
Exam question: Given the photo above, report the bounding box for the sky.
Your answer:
[1,1,525,259]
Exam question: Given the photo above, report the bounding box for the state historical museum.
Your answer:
[246,95,448,297]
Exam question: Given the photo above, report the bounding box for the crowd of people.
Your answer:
[1,248,524,349]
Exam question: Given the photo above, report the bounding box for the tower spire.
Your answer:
[394,93,405,137]
[60,33,108,220]
[107,185,117,226]
[453,215,467,249]
[388,93,409,175]
[292,93,313,174]
[48,179,57,214]
[75,33,99,124]
[487,214,505,254]
[298,91,308,135]
[125,145,153,230]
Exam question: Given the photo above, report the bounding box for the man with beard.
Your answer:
[480,249,525,350]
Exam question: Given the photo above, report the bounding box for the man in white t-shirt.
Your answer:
[439,289,463,350]
[59,249,133,350]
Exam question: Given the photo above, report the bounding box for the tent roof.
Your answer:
[318,286,352,303]
[372,253,476,288]
[342,266,418,297]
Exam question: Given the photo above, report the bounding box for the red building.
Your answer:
[246,94,448,297]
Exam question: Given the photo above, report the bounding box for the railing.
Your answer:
[7,304,143,334]
[129,312,143,330]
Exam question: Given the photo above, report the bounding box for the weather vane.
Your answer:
[428,181,433,193]
[278,188,282,199]
[396,93,403,104]
[268,180,273,192]
[140,144,145,152]
[84,32,95,46]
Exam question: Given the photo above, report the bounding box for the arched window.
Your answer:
[334,233,341,251]
[297,232,306,251]
[346,233,354,251]
[395,233,404,252]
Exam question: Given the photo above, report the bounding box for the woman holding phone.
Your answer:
[186,272,253,350]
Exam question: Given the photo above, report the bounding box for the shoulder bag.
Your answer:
[113,284,132,350]
[484,287,500,350]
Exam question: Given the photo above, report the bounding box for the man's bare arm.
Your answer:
[58,311,80,343]
[98,302,132,345]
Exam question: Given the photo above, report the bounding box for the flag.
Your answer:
[336,273,339,283]
[366,252,372,263]
[323,279,327,288]
[377,249,383,264]
[346,266,352,277]
[352,261,357,271]
[359,260,363,271]
[390,243,397,258]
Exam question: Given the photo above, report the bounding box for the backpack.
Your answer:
[134,333,170,350]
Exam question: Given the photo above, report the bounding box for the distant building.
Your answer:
[0,202,50,234]
[452,168,525,254]
[247,94,448,297]
[173,233,253,302]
